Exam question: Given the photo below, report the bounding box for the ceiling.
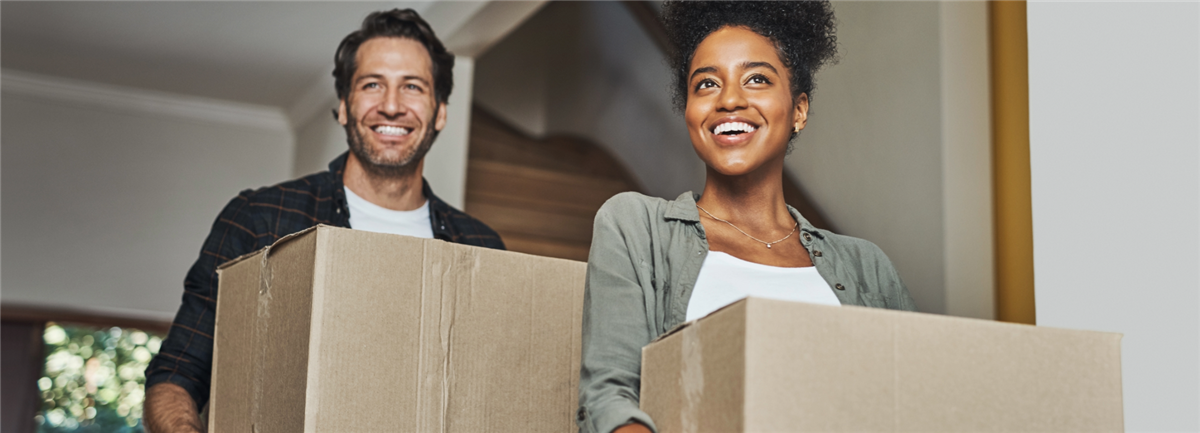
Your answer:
[1,2,450,109]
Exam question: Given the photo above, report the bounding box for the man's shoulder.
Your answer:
[214,170,340,239]
[234,171,335,203]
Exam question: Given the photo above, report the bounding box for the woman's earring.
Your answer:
[793,125,800,134]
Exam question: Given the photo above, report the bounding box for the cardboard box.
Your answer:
[209,225,586,432]
[641,298,1123,432]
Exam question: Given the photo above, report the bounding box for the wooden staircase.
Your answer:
[465,107,643,261]
[464,106,834,262]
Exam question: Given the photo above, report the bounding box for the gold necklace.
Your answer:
[696,204,798,249]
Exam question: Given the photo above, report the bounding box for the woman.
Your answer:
[576,2,917,433]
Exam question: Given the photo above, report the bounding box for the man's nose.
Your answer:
[379,88,405,117]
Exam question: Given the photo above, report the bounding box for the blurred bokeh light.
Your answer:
[35,322,162,433]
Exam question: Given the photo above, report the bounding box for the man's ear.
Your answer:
[336,99,348,126]
[794,93,810,132]
[434,101,448,132]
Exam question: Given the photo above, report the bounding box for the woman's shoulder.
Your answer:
[810,228,893,264]
[596,191,672,223]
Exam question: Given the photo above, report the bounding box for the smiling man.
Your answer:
[142,9,504,432]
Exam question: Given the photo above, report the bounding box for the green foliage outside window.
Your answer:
[36,322,162,433]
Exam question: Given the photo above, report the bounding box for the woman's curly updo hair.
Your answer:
[661,0,839,112]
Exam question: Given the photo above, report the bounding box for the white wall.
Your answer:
[1,72,294,319]
[940,2,995,320]
[1028,2,1200,431]
[787,1,993,317]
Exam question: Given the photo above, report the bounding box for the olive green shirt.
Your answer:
[577,192,917,433]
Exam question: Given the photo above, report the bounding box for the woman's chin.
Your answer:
[707,161,760,178]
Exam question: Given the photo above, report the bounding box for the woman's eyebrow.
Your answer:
[690,66,718,81]
[740,61,778,74]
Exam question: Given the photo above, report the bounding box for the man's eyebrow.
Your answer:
[403,75,431,86]
[353,73,384,84]
[741,61,779,74]
[353,74,432,86]
[689,66,717,81]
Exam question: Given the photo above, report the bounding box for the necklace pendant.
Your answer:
[766,244,772,249]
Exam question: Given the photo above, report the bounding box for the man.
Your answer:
[143,9,504,432]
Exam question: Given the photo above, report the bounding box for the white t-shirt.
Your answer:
[685,251,841,321]
[344,187,434,239]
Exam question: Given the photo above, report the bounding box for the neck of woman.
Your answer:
[696,162,794,231]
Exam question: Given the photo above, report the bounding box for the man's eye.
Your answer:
[405,83,423,91]
[362,83,380,90]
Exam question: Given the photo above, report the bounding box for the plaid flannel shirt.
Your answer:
[145,152,505,408]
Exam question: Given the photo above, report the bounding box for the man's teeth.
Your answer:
[713,122,757,135]
[374,125,410,136]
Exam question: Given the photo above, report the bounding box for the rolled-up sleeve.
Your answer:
[578,197,659,433]
[144,192,260,409]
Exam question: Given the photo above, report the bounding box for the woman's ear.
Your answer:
[793,93,809,133]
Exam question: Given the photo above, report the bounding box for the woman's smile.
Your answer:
[709,117,760,147]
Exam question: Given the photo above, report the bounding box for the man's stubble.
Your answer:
[344,105,439,179]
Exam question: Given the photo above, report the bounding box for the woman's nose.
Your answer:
[717,85,748,112]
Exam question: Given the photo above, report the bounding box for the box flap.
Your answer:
[215,225,327,271]
[651,297,752,343]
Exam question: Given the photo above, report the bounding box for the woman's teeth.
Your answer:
[374,125,410,136]
[713,122,757,135]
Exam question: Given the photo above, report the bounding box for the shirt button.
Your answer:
[813,250,823,257]
[803,233,812,242]
[697,250,703,255]
[835,283,845,291]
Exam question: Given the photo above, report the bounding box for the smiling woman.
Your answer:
[576,2,917,433]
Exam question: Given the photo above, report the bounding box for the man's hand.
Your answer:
[143,383,204,433]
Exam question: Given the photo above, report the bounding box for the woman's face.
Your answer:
[685,26,807,177]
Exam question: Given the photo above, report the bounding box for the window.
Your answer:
[36,322,162,432]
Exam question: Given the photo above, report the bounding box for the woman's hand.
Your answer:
[613,422,653,433]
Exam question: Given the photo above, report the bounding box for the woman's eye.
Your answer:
[695,80,717,91]
[747,75,771,85]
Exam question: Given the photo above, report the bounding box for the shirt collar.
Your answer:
[664,191,701,222]
[327,152,350,185]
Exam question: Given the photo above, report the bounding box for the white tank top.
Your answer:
[685,251,841,321]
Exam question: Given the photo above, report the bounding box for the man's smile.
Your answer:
[372,125,412,137]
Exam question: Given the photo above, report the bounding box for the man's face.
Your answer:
[338,37,447,177]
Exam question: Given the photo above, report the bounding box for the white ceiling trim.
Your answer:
[288,73,338,128]
[442,1,547,57]
[1,69,291,132]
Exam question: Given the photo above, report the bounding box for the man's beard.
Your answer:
[345,108,438,178]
